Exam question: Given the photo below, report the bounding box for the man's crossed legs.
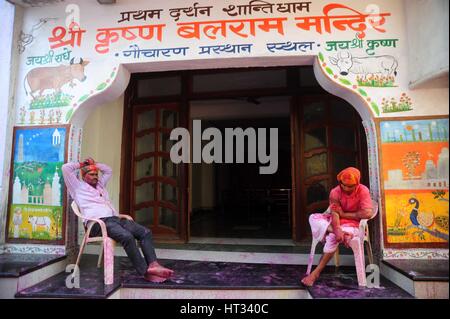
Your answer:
[91,216,174,283]
[302,225,359,287]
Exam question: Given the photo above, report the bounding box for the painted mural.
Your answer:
[6,126,67,243]
[380,118,449,247]
[24,48,76,109]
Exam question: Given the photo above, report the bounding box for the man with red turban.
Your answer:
[62,157,174,283]
[302,167,373,287]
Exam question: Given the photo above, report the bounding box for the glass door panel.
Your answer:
[135,157,154,179]
[135,182,155,204]
[137,110,156,131]
[161,183,178,206]
[160,157,178,178]
[161,109,178,128]
[304,127,327,151]
[160,132,175,152]
[159,207,178,229]
[305,153,328,177]
[135,207,154,227]
[135,133,155,156]
[306,180,329,205]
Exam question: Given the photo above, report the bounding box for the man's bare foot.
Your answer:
[144,273,167,283]
[147,261,174,278]
[301,273,319,287]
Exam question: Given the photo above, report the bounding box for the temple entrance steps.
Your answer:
[380,259,449,299]
[0,253,68,299]
[10,241,413,299]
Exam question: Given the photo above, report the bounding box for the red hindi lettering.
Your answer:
[48,23,86,49]
[295,16,330,34]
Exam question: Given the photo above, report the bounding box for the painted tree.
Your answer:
[405,125,416,141]
[402,151,420,178]
[49,208,61,239]
[428,123,434,141]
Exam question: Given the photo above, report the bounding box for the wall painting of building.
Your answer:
[6,125,68,244]
[379,118,449,248]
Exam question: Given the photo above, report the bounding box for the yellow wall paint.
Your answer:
[81,95,124,211]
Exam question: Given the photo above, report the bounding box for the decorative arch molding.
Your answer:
[313,57,381,201]
[313,57,376,122]
[314,57,385,261]
[69,64,130,128]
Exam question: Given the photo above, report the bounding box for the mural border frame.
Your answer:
[5,124,70,245]
[375,115,449,249]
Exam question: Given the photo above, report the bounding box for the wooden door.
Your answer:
[130,103,185,240]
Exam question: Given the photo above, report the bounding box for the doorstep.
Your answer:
[15,255,414,299]
[381,259,449,299]
[0,253,68,299]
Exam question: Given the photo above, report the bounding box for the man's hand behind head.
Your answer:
[80,157,95,168]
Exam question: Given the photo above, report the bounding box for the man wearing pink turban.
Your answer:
[62,157,174,283]
[301,167,373,287]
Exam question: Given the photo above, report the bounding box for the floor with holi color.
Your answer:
[13,254,414,299]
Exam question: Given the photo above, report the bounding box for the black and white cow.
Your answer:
[329,51,398,79]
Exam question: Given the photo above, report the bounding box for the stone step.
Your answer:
[15,255,413,299]
[0,254,68,299]
[380,259,449,299]
[83,239,358,266]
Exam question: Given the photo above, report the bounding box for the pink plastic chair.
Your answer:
[306,200,378,287]
[71,201,134,285]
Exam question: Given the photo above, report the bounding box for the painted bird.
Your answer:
[408,197,434,227]
[408,197,449,241]
[409,197,420,226]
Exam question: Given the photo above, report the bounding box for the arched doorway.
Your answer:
[70,56,379,246]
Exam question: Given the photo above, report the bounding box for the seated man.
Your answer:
[62,157,174,283]
[302,167,373,287]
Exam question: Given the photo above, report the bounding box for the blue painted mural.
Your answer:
[7,126,67,242]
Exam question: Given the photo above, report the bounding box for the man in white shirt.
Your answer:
[62,157,174,283]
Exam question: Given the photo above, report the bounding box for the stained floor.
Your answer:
[15,255,413,299]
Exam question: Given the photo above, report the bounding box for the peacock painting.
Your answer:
[408,197,449,241]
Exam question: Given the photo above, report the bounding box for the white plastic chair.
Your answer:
[306,200,379,287]
[71,201,133,285]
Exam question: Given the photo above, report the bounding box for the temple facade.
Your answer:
[0,0,448,299]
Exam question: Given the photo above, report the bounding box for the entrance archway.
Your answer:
[69,56,380,254]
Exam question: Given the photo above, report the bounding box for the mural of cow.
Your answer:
[23,58,89,100]
[329,51,398,79]
[28,215,52,232]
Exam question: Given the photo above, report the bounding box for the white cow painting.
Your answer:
[329,51,398,79]
[28,215,52,232]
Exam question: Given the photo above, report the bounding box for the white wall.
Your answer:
[0,1,22,244]
[0,2,14,185]
[405,0,449,88]
[80,95,124,210]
